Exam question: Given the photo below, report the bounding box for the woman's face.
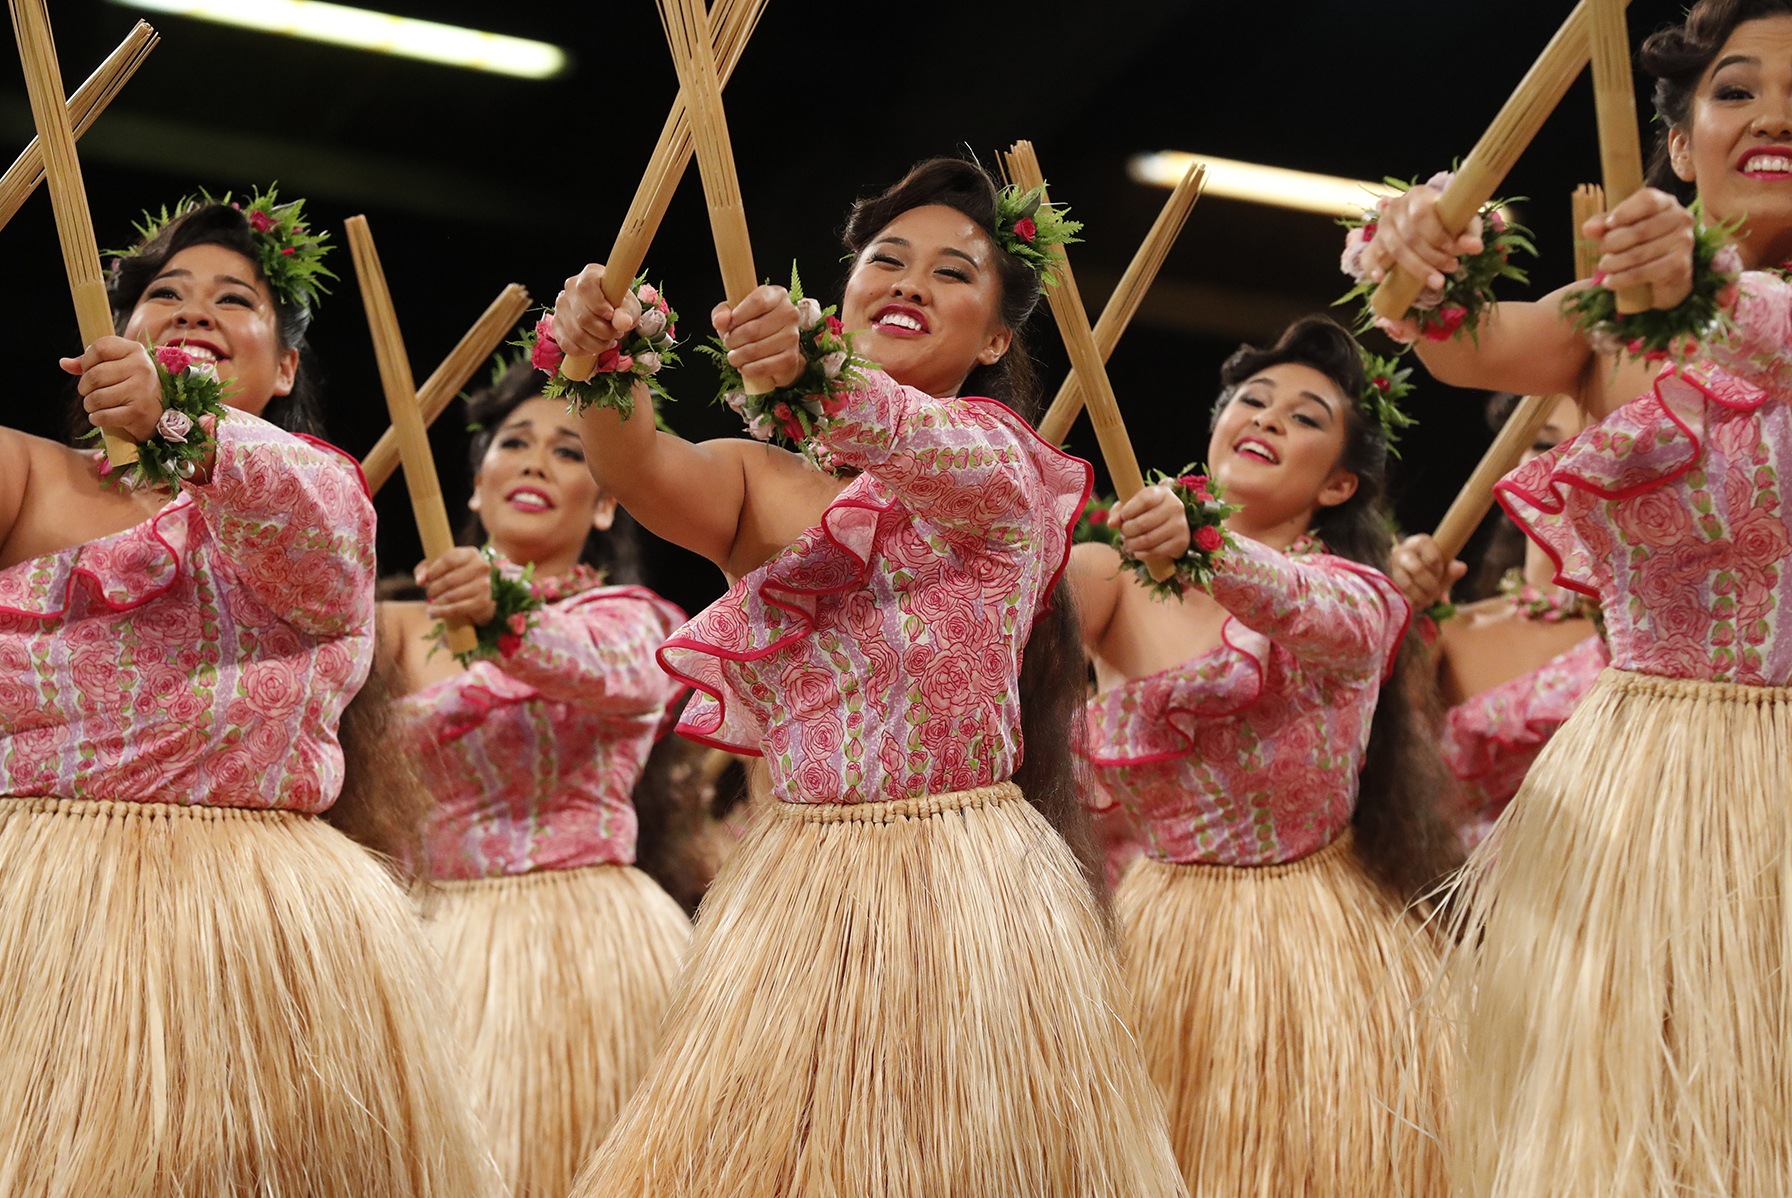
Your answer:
[123,242,297,415]
[840,203,1013,398]
[470,396,613,567]
[1207,361,1358,528]
[1670,15,1792,253]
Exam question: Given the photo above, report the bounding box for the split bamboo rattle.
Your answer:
[1004,140,1173,582]
[9,0,139,465]
[345,216,477,657]
[1371,0,1635,321]
[1588,0,1652,312]
[657,0,769,394]
[561,0,766,383]
[361,283,531,495]
[0,21,155,233]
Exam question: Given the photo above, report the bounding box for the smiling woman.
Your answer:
[0,195,504,1195]
[1352,1,1792,1192]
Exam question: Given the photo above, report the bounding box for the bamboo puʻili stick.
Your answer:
[1037,158,1205,446]
[658,0,768,394]
[561,0,765,382]
[1004,140,1171,582]
[9,0,135,464]
[0,21,155,234]
[1370,0,1634,321]
[344,216,476,657]
[1431,185,1606,562]
[361,283,531,495]
[1589,0,1652,312]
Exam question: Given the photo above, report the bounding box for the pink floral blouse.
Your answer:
[659,370,1091,805]
[0,412,375,811]
[1083,540,1409,867]
[1497,270,1792,684]
[398,584,686,880]
[1443,633,1609,847]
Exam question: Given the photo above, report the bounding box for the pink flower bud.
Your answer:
[635,308,668,340]
[529,315,564,374]
[1194,525,1225,553]
[796,298,823,330]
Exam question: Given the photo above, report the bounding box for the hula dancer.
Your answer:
[545,157,1183,1196]
[1355,2,1792,1190]
[0,193,501,1194]
[382,359,690,1198]
[1070,314,1460,1194]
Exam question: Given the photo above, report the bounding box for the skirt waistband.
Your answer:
[1599,666,1792,704]
[1157,828,1357,878]
[0,796,302,822]
[772,782,1023,825]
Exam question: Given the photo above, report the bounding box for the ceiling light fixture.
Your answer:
[109,0,568,79]
[1130,150,1395,217]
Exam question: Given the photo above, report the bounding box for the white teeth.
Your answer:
[878,313,922,331]
[174,344,219,361]
[1749,155,1792,173]
[509,492,549,511]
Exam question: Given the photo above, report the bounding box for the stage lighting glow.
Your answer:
[1130,151,1395,217]
[110,0,568,79]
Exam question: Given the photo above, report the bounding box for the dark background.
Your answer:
[1,0,1684,619]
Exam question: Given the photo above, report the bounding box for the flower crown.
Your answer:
[112,184,335,311]
[993,182,1082,285]
[1358,347,1417,451]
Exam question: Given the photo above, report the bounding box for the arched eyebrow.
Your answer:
[1242,374,1336,418]
[872,235,981,268]
[497,416,582,441]
[150,267,261,291]
[1711,53,1759,76]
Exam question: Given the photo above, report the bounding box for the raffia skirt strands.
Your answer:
[1117,831,1450,1197]
[418,863,691,1198]
[573,781,1187,1198]
[1442,669,1792,1197]
[0,797,505,1198]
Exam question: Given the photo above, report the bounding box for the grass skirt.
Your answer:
[419,863,691,1197]
[572,782,1185,1197]
[1117,831,1449,1196]
[1443,669,1792,1196]
[0,797,504,1197]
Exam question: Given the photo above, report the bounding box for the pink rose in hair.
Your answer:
[1194,525,1225,553]
[155,345,194,375]
[249,209,276,233]
[530,315,564,374]
[1013,216,1037,243]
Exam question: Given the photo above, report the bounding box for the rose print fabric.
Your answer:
[1497,269,1792,684]
[399,584,686,879]
[658,370,1091,805]
[1083,539,1409,866]
[0,412,375,810]
[1443,633,1609,847]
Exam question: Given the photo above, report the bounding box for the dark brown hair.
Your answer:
[105,202,325,435]
[1214,315,1463,901]
[1640,0,1792,200]
[842,156,1107,903]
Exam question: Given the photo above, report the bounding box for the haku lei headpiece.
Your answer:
[113,184,335,311]
[1359,347,1417,451]
[993,181,1082,286]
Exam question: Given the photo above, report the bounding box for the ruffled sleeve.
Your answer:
[810,369,1090,551]
[1207,537,1409,680]
[181,412,375,638]
[499,585,685,714]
